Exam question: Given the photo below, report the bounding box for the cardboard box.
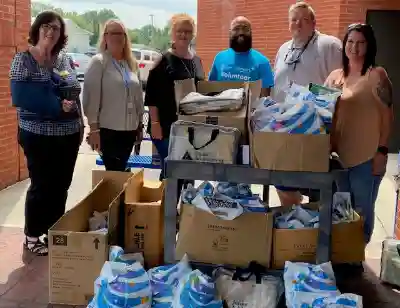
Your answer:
[174,79,262,143]
[49,171,134,306]
[124,170,164,268]
[176,203,273,267]
[251,131,330,172]
[272,204,365,268]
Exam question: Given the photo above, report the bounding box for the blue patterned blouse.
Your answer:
[9,51,82,136]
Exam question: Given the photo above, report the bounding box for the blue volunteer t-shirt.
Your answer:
[208,48,274,88]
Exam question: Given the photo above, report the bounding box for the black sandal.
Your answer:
[24,237,48,256]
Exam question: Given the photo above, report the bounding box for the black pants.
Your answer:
[18,129,80,238]
[100,128,137,172]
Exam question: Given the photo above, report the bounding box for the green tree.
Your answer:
[31,1,171,50]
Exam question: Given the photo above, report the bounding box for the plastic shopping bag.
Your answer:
[173,269,223,308]
[380,239,400,287]
[284,261,339,307]
[89,261,151,308]
[148,255,192,307]
[264,101,325,134]
[109,245,144,266]
[181,181,244,220]
[214,262,283,308]
[306,293,363,307]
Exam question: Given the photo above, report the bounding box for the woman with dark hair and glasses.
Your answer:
[325,23,393,245]
[9,11,83,255]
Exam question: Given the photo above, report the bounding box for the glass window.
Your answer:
[132,50,141,60]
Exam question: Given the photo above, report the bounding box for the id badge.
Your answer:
[127,102,134,114]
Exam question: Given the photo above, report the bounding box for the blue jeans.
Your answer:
[152,138,169,180]
[336,159,383,243]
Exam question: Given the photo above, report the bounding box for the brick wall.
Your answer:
[0,0,30,190]
[197,0,400,73]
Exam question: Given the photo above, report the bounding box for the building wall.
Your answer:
[197,0,400,73]
[65,20,91,53]
[0,0,30,190]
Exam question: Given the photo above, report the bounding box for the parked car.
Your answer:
[84,51,97,57]
[66,53,92,81]
[132,48,161,88]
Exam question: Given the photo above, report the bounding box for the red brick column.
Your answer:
[0,0,30,190]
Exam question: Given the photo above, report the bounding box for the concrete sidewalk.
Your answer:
[0,143,397,246]
[0,143,398,307]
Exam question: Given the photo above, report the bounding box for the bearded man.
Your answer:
[208,16,274,97]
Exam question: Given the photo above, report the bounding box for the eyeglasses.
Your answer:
[284,31,316,70]
[42,24,60,32]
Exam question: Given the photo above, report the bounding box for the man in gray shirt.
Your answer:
[273,1,342,205]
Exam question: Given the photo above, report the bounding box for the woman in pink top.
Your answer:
[325,23,393,244]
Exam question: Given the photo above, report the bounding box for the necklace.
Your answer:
[180,58,196,79]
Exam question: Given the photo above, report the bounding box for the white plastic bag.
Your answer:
[380,239,400,287]
[181,181,244,220]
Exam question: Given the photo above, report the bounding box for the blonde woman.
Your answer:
[83,19,144,171]
[145,13,204,180]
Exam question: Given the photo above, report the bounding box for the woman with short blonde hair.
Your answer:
[144,13,204,180]
[83,19,144,171]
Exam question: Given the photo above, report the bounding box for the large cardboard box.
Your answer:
[272,204,365,268]
[48,171,134,306]
[174,79,262,143]
[250,131,330,172]
[124,170,164,268]
[176,203,273,267]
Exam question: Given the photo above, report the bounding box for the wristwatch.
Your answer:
[377,146,388,156]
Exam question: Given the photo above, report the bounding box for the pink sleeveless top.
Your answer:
[329,69,382,168]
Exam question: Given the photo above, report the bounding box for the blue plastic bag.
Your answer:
[283,261,362,308]
[148,255,192,307]
[173,270,223,308]
[88,261,151,308]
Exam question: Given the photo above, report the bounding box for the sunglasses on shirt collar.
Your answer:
[284,31,316,70]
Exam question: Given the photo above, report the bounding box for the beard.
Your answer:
[230,34,252,52]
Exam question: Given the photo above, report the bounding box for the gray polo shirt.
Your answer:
[272,31,342,102]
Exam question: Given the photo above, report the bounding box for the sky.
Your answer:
[36,0,197,29]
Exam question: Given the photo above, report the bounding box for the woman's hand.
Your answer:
[151,122,163,140]
[372,152,387,176]
[136,123,144,143]
[87,130,101,152]
[62,99,76,112]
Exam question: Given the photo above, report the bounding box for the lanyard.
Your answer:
[112,59,131,88]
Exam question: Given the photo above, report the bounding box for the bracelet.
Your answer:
[377,146,388,156]
[151,121,159,124]
[91,129,100,133]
